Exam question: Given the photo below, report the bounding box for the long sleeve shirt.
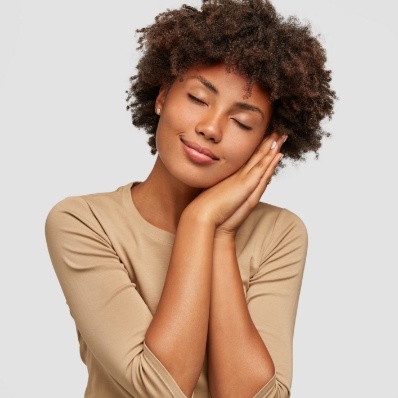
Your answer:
[45,182,307,398]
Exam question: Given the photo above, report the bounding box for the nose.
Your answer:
[195,111,223,143]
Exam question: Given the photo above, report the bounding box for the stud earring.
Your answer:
[156,107,161,115]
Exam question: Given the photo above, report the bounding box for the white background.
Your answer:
[1,0,397,397]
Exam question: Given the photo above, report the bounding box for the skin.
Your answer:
[131,63,286,397]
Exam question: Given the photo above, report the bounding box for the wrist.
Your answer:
[214,230,236,248]
[181,203,216,230]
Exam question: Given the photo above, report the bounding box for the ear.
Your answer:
[155,85,168,111]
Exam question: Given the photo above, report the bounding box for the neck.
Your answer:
[131,156,202,234]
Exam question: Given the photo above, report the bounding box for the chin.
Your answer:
[179,175,221,189]
[169,167,226,189]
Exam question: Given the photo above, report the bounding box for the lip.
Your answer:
[181,139,219,160]
[181,138,219,165]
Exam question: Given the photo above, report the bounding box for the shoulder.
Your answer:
[241,202,307,240]
[45,183,133,234]
[236,202,308,265]
[237,203,308,281]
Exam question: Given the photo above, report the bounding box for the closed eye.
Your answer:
[233,119,252,131]
[188,93,207,105]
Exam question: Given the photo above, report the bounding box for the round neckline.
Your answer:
[123,182,176,245]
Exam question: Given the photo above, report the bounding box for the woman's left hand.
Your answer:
[215,134,285,239]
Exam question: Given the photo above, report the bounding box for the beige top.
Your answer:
[45,182,307,398]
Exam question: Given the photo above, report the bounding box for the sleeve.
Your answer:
[45,197,190,398]
[246,209,308,398]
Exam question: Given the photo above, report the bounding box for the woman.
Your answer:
[45,1,336,397]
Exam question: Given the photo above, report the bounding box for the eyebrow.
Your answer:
[193,75,218,94]
[235,102,265,119]
[190,75,265,119]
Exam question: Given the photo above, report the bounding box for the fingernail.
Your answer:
[283,135,288,143]
[271,141,277,149]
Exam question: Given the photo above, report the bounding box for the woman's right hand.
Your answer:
[185,132,286,234]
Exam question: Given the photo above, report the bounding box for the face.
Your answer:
[155,63,273,189]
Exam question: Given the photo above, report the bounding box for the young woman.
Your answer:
[45,1,336,397]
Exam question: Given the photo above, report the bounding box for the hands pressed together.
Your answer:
[187,132,286,237]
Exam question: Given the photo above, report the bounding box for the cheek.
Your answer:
[162,98,198,130]
[155,101,203,156]
[155,115,178,152]
[225,137,263,169]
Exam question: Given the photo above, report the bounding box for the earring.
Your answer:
[156,107,161,115]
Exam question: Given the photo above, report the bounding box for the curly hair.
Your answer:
[126,0,336,163]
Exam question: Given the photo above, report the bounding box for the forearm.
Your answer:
[208,235,275,398]
[145,209,214,396]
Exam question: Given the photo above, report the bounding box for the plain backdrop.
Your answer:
[1,0,397,397]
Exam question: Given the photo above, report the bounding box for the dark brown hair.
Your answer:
[126,0,336,163]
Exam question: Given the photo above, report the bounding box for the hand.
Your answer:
[215,133,285,237]
[186,133,286,235]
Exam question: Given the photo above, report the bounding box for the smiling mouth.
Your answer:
[180,138,219,160]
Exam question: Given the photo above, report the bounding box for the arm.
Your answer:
[206,133,306,397]
[45,198,189,398]
[144,210,215,396]
[208,234,275,398]
[248,209,307,397]
[208,209,307,398]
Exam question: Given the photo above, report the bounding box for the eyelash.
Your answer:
[233,120,252,131]
[188,93,252,131]
[188,94,206,105]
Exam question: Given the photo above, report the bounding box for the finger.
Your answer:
[202,135,285,223]
[245,153,284,206]
[244,133,284,169]
[234,133,284,199]
[243,133,286,174]
[217,151,283,229]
